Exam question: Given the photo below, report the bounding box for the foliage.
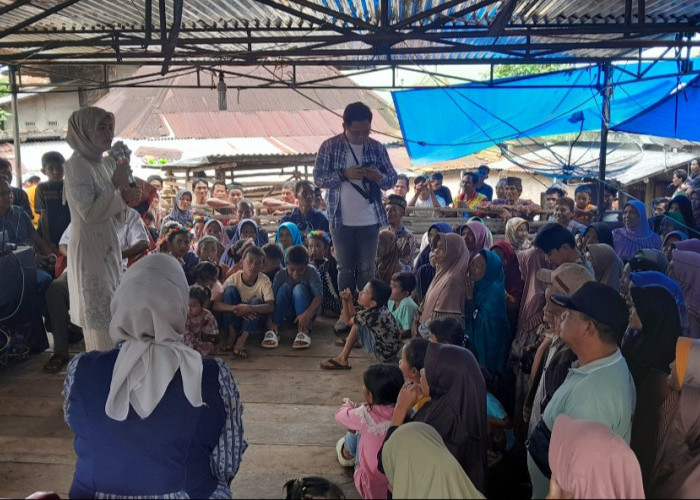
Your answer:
[0,76,8,125]
[481,63,572,80]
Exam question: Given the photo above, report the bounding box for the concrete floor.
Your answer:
[0,317,371,498]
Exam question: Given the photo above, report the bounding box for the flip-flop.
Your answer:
[261,330,279,348]
[320,358,351,370]
[292,332,311,349]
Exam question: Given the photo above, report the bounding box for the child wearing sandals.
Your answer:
[185,285,218,356]
[321,279,402,370]
[264,245,323,350]
[213,245,274,359]
[334,363,404,499]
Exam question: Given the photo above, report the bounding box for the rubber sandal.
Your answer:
[233,348,248,360]
[292,332,311,349]
[320,358,351,370]
[261,330,279,349]
[43,353,70,374]
[336,437,355,467]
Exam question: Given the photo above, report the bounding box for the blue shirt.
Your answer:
[313,133,397,228]
[280,207,329,236]
[477,183,493,201]
[272,265,323,298]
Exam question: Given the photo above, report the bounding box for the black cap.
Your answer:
[551,281,628,338]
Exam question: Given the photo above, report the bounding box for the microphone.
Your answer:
[109,141,137,188]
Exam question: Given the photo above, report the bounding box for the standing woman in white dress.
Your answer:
[64,107,133,351]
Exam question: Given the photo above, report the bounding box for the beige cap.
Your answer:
[536,263,593,294]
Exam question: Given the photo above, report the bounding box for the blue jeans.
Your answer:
[330,224,380,294]
[273,282,312,326]
[344,431,361,466]
[222,286,264,334]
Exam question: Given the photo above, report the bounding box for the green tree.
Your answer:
[0,76,8,126]
[482,63,571,80]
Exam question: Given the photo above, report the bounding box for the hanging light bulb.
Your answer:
[217,72,227,111]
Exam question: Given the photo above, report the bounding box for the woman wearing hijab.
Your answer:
[275,221,303,254]
[416,233,470,336]
[624,285,681,481]
[649,337,700,498]
[466,216,494,246]
[382,422,484,499]
[458,221,490,260]
[62,254,247,498]
[629,270,689,337]
[548,415,644,499]
[613,200,662,260]
[64,106,133,352]
[203,218,231,250]
[220,218,266,267]
[491,240,525,338]
[662,230,688,262]
[163,189,194,228]
[674,238,700,253]
[466,249,511,376]
[585,243,623,291]
[505,217,531,251]
[581,222,614,248]
[386,342,487,492]
[668,249,700,339]
[668,195,699,237]
[376,229,403,285]
[413,223,453,302]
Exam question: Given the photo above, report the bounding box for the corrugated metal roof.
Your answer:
[1,0,698,66]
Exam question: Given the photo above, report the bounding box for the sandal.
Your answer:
[233,348,248,360]
[43,353,70,374]
[320,358,351,370]
[292,332,311,349]
[261,330,279,349]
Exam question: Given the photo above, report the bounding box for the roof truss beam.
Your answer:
[0,0,84,39]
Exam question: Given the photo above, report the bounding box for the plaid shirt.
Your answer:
[313,133,397,228]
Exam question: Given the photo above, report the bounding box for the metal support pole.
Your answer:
[597,62,612,221]
[9,65,22,188]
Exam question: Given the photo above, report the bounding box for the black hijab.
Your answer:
[586,222,614,247]
[414,343,487,491]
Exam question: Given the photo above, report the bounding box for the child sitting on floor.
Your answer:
[213,245,274,359]
[334,363,404,499]
[159,221,199,285]
[262,242,284,282]
[427,316,466,346]
[185,285,218,356]
[388,272,419,338]
[321,279,402,370]
[265,245,323,350]
[194,261,224,305]
[307,230,341,317]
[275,222,303,257]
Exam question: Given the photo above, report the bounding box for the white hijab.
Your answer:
[105,253,203,421]
[66,106,114,161]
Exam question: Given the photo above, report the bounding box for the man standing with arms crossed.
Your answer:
[314,102,397,331]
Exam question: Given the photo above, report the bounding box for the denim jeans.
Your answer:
[273,282,312,326]
[344,431,361,466]
[330,224,380,294]
[222,286,264,334]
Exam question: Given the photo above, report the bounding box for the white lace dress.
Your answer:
[64,152,127,351]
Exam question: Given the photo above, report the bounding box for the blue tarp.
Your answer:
[392,60,700,165]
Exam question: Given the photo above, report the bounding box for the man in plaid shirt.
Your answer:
[313,102,397,309]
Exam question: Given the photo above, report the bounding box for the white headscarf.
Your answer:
[105,253,203,421]
[66,106,115,161]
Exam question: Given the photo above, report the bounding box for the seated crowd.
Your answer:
[3,143,700,499]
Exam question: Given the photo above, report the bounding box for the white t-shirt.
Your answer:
[414,195,446,208]
[339,142,379,227]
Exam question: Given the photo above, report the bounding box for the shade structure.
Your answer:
[392,59,700,166]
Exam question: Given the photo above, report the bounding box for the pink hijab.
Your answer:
[674,239,700,254]
[420,233,470,324]
[515,246,549,335]
[464,221,490,259]
[550,415,645,499]
[669,249,700,339]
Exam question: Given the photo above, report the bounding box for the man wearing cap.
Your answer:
[526,281,636,498]
[554,197,587,235]
[385,194,417,270]
[533,223,593,274]
[430,172,452,206]
[482,176,540,220]
[526,264,594,438]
